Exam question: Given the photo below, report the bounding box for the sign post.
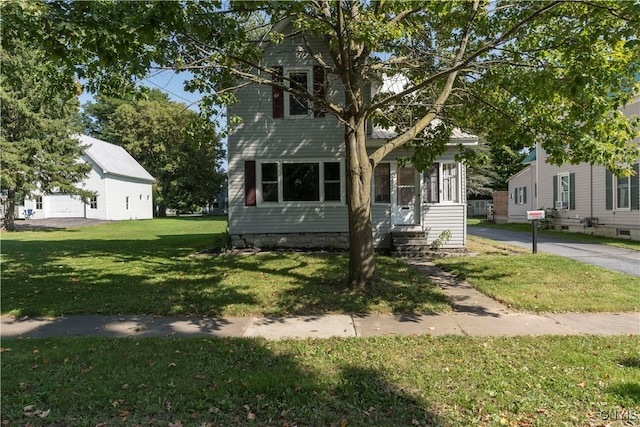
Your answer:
[527,210,545,254]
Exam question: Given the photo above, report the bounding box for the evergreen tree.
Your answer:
[0,40,90,230]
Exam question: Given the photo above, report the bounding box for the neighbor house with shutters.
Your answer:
[507,93,640,240]
[226,23,478,252]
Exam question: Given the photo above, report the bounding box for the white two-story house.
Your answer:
[227,25,477,251]
[507,93,640,240]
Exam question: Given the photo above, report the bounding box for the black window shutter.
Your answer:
[245,161,256,206]
[631,163,639,210]
[569,172,575,210]
[552,175,558,207]
[523,187,527,204]
[272,66,284,118]
[605,169,613,210]
[313,65,326,117]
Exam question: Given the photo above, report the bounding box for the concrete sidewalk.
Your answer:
[2,260,638,340]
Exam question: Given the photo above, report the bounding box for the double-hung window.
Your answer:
[374,163,391,203]
[442,163,459,203]
[557,173,570,209]
[423,163,460,203]
[35,196,43,209]
[606,166,639,211]
[514,187,527,205]
[286,69,312,117]
[616,175,630,209]
[258,160,342,204]
[89,196,98,209]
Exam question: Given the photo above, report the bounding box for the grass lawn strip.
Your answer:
[434,236,640,313]
[2,335,638,426]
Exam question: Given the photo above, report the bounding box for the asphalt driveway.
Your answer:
[468,226,640,277]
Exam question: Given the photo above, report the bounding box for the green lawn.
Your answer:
[3,216,638,317]
[3,217,639,426]
[434,235,640,313]
[2,335,638,426]
[0,217,449,317]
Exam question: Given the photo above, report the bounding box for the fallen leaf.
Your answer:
[168,421,183,427]
[577,382,585,388]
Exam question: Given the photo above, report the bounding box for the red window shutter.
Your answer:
[245,161,256,206]
[313,65,326,117]
[272,66,284,118]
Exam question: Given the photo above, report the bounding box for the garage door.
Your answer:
[46,194,85,218]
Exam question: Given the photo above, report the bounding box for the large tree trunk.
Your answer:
[345,115,376,290]
[2,189,17,231]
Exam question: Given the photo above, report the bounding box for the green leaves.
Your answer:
[83,89,226,214]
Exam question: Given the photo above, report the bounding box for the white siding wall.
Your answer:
[82,166,108,220]
[537,144,639,238]
[423,204,466,247]
[102,175,153,220]
[508,164,537,222]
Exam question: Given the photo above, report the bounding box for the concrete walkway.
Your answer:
[2,260,638,340]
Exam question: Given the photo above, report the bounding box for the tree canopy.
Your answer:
[4,0,639,286]
[83,90,226,216]
[0,38,90,230]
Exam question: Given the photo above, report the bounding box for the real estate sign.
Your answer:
[527,210,545,220]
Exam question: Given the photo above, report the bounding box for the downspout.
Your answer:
[590,164,594,219]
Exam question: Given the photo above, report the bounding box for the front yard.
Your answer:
[2,217,638,426]
[2,216,638,317]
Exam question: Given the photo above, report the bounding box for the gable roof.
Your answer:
[75,134,155,183]
[521,148,537,164]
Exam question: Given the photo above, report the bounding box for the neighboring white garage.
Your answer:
[24,134,155,221]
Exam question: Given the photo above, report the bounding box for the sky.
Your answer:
[79,70,229,170]
[79,69,201,111]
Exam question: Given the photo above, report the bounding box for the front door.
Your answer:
[392,165,420,225]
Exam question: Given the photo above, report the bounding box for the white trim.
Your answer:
[283,67,313,118]
[614,174,632,211]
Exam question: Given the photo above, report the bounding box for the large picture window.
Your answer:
[283,163,319,201]
[258,160,342,204]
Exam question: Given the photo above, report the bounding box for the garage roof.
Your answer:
[75,134,155,183]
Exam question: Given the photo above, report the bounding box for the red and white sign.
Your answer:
[527,210,545,220]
